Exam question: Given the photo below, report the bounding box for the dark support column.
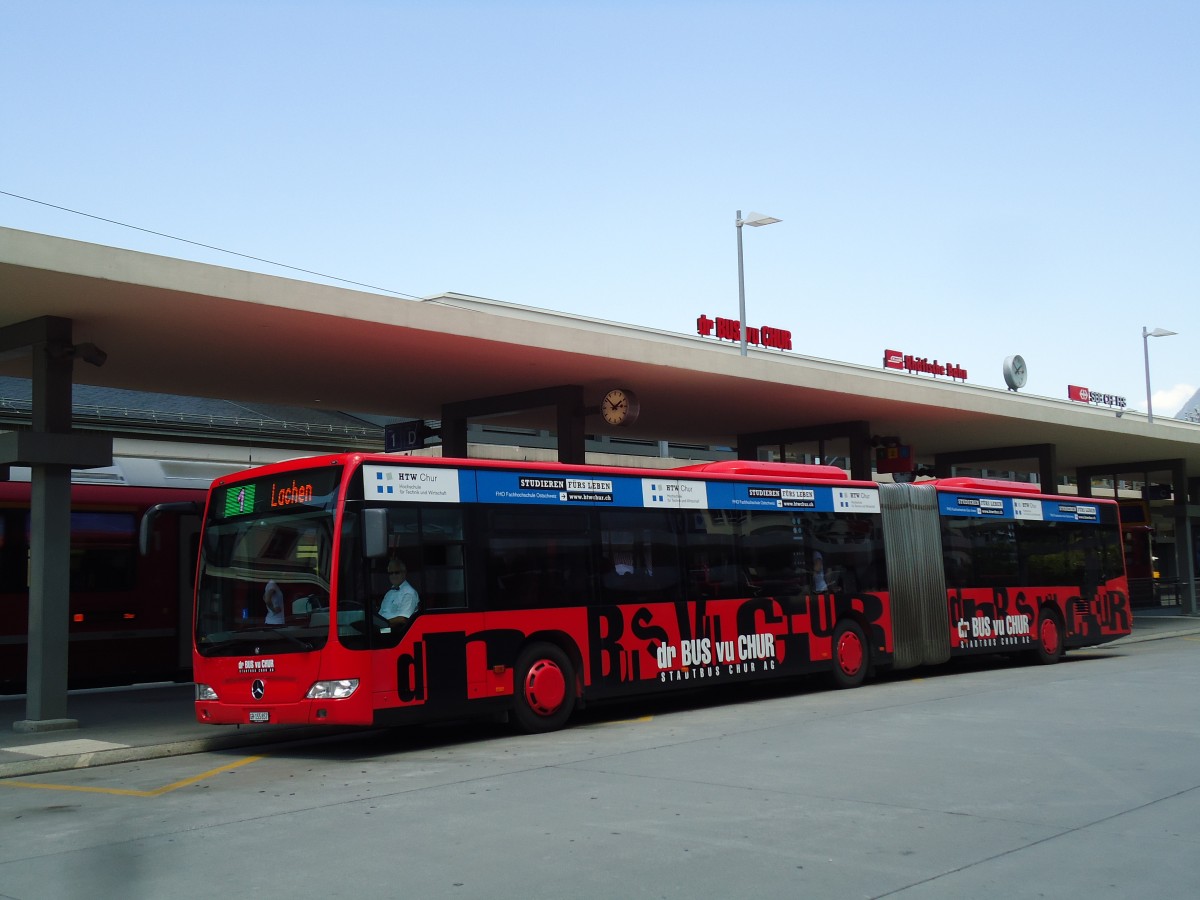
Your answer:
[933,443,1058,493]
[442,385,586,464]
[24,317,75,726]
[1077,474,1094,498]
[556,395,586,465]
[1170,460,1196,617]
[1,316,113,732]
[440,416,469,459]
[26,467,72,725]
[737,421,873,481]
[846,422,873,483]
[1076,458,1197,617]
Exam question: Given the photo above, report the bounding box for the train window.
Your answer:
[72,512,138,592]
[19,512,139,592]
[70,512,138,592]
[0,516,19,593]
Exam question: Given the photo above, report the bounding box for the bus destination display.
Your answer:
[216,467,342,520]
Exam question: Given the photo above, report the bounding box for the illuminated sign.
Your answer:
[215,467,342,520]
[270,479,315,509]
[1068,385,1127,408]
[883,349,967,381]
[224,484,256,518]
[696,314,792,351]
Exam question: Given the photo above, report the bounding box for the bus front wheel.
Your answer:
[1030,610,1065,665]
[512,642,576,733]
[830,620,869,689]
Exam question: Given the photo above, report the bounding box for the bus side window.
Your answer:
[484,507,593,609]
[684,511,743,600]
[596,509,682,604]
[419,510,467,610]
[738,511,805,602]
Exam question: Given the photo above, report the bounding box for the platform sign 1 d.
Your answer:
[385,420,433,452]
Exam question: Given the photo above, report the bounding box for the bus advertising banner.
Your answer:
[937,492,1101,523]
[362,465,881,514]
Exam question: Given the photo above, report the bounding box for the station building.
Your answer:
[3,226,1199,723]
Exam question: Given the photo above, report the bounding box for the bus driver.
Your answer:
[380,559,420,627]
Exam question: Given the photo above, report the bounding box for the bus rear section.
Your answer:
[880,478,1130,672]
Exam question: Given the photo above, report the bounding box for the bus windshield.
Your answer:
[195,467,342,658]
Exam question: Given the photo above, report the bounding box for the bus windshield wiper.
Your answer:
[202,629,313,652]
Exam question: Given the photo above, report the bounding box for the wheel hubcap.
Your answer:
[837,631,864,676]
[1041,618,1060,655]
[524,659,566,716]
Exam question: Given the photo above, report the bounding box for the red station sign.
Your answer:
[1068,385,1127,408]
[883,349,968,381]
[696,314,793,351]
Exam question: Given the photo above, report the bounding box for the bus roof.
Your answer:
[209,453,880,490]
[926,476,1118,505]
[674,460,853,482]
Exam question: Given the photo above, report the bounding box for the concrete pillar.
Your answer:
[16,319,79,730]
[20,465,75,728]
[2,316,112,732]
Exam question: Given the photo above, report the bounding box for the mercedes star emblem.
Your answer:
[251,679,265,700]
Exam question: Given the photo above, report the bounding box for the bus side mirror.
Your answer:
[362,508,389,559]
[138,501,202,555]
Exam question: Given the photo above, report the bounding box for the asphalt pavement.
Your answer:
[2,610,1197,780]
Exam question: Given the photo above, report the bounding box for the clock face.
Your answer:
[1003,355,1028,390]
[601,388,640,426]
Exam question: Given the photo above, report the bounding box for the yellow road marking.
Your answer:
[595,715,654,726]
[0,755,262,797]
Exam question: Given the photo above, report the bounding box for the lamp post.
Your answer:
[735,210,781,356]
[1143,326,1177,424]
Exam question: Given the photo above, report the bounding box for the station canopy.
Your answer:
[4,226,1200,481]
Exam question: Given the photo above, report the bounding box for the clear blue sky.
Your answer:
[4,1,1197,415]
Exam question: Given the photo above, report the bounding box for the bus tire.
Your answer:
[512,642,576,733]
[1030,609,1065,665]
[830,620,869,689]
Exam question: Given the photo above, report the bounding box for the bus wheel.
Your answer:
[1031,610,1065,665]
[831,620,869,689]
[513,643,576,733]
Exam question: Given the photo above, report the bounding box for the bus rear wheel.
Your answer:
[512,642,576,733]
[1030,610,1065,665]
[830,620,869,689]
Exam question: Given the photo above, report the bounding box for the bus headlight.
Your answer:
[306,679,360,700]
[195,683,219,701]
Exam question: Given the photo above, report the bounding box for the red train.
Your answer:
[0,478,205,693]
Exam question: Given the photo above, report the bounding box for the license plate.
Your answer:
[249,711,270,723]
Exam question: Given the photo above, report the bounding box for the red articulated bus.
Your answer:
[0,481,204,693]
[191,455,1130,732]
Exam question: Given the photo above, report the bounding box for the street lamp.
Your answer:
[1143,326,1177,424]
[736,210,782,356]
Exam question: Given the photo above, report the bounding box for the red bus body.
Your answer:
[930,478,1130,657]
[191,456,1129,731]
